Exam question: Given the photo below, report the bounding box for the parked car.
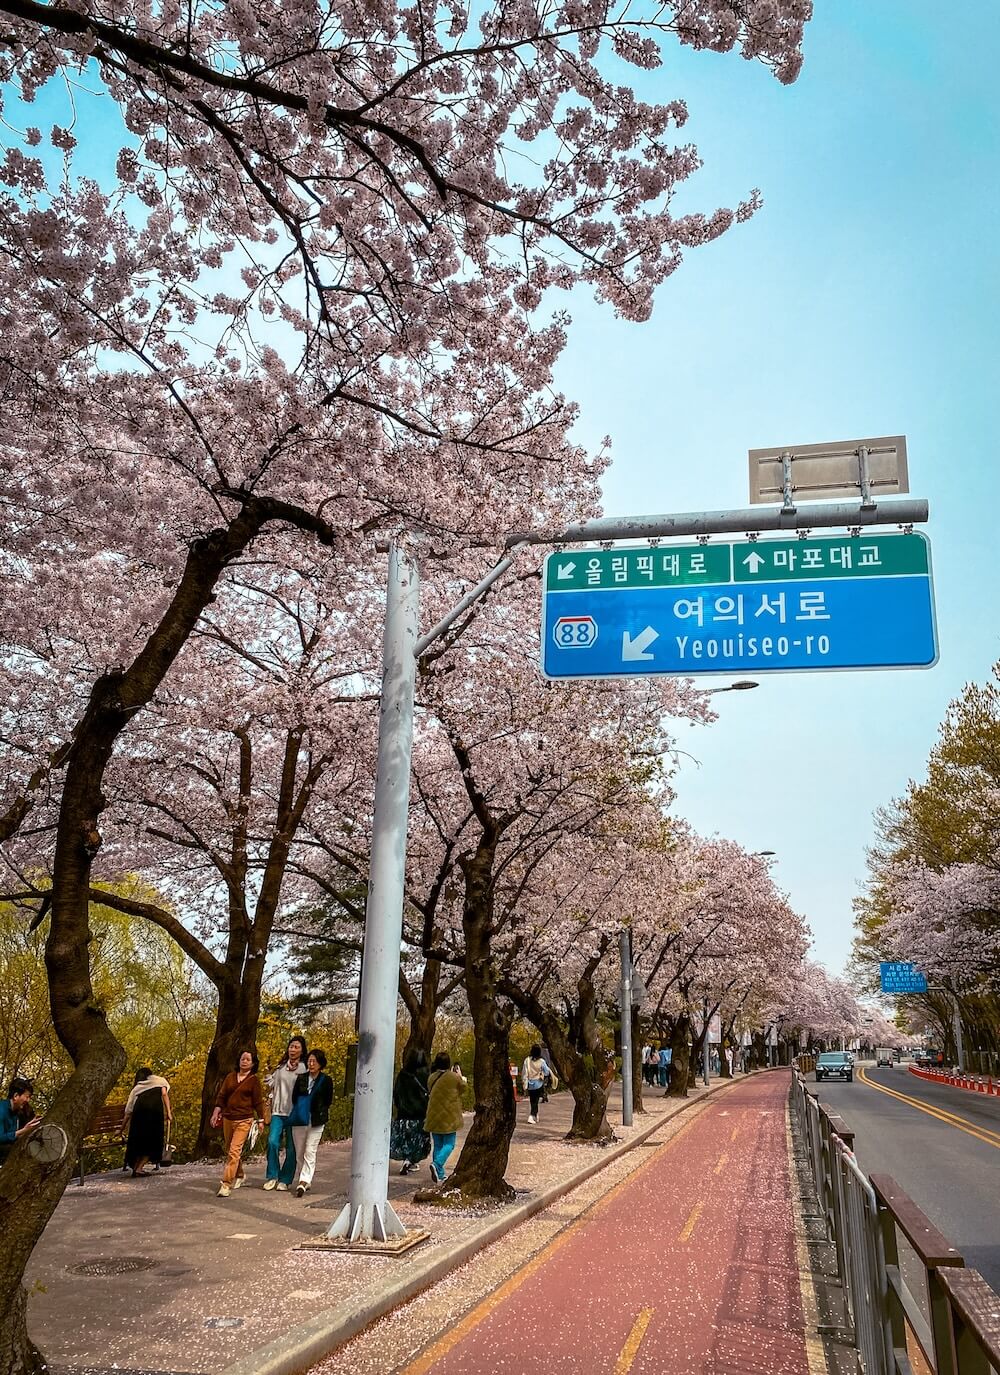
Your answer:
[816,1051,853,1083]
[875,1047,893,1067]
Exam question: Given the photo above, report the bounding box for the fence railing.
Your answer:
[790,1069,999,1375]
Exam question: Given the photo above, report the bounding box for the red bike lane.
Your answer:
[404,1071,811,1375]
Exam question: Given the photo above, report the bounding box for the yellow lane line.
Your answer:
[401,1109,706,1374]
[714,1150,729,1176]
[730,1122,741,1141]
[858,1066,1000,1150]
[614,1308,654,1375]
[679,1199,704,1242]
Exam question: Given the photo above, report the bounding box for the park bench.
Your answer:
[75,1103,126,1185]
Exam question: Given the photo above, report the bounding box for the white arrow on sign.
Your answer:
[742,551,765,574]
[622,626,658,661]
[556,561,577,580]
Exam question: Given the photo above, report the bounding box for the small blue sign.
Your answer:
[879,962,928,995]
[541,538,937,680]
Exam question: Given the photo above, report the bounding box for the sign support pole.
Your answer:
[619,930,633,1127]
[329,496,931,1245]
[328,541,418,1243]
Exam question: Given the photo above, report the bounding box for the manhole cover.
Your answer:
[70,1257,158,1276]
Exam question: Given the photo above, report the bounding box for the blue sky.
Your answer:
[553,1,1000,974]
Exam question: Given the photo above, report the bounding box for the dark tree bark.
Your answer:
[667,1013,692,1097]
[0,498,334,1373]
[446,842,516,1200]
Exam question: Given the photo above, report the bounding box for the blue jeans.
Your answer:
[266,1114,297,1184]
[431,1132,456,1179]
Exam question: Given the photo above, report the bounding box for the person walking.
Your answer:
[122,1068,171,1177]
[291,1049,333,1198]
[424,1053,466,1183]
[521,1044,553,1125]
[264,1035,308,1191]
[390,1048,430,1175]
[658,1045,670,1088]
[211,1050,264,1197]
[0,1078,40,1166]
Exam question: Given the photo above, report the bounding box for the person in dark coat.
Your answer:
[122,1068,171,1177]
[290,1049,334,1197]
[390,1048,431,1175]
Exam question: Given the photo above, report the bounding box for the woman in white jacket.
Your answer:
[263,1036,308,1191]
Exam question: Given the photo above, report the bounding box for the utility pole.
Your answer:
[702,999,711,1087]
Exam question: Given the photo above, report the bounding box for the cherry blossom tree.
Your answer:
[0,0,813,1363]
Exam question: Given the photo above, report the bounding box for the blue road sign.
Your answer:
[541,533,937,680]
[879,962,928,995]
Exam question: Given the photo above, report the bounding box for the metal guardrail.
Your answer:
[790,1069,999,1375]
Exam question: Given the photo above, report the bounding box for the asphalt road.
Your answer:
[811,1061,1000,1290]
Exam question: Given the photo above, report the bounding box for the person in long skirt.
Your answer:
[390,1048,430,1175]
[122,1068,171,1177]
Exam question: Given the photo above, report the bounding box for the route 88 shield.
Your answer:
[553,615,598,650]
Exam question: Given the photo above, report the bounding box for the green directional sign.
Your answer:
[544,532,928,593]
[731,533,928,583]
[545,543,730,592]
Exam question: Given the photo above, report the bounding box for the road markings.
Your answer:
[401,1108,707,1373]
[679,1199,704,1241]
[714,1151,729,1175]
[730,1123,741,1141]
[858,1066,1000,1150]
[614,1308,654,1375]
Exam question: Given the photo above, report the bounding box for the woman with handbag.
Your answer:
[290,1049,333,1197]
[521,1045,553,1125]
[211,1050,264,1198]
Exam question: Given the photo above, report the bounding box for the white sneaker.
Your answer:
[232,1177,244,1190]
[263,1178,277,1190]
[217,1184,231,1197]
[527,1115,537,1124]
[275,1182,289,1191]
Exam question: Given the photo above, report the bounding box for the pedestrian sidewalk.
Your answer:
[28,1073,807,1375]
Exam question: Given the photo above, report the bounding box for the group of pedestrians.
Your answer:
[212,1035,333,1198]
[641,1043,672,1087]
[390,1048,467,1183]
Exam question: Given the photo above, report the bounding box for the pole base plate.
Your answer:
[300,1228,430,1256]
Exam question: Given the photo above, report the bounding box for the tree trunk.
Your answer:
[631,1005,644,1112]
[420,843,515,1203]
[667,1016,691,1097]
[195,965,264,1156]
[500,967,614,1143]
[399,956,445,1066]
